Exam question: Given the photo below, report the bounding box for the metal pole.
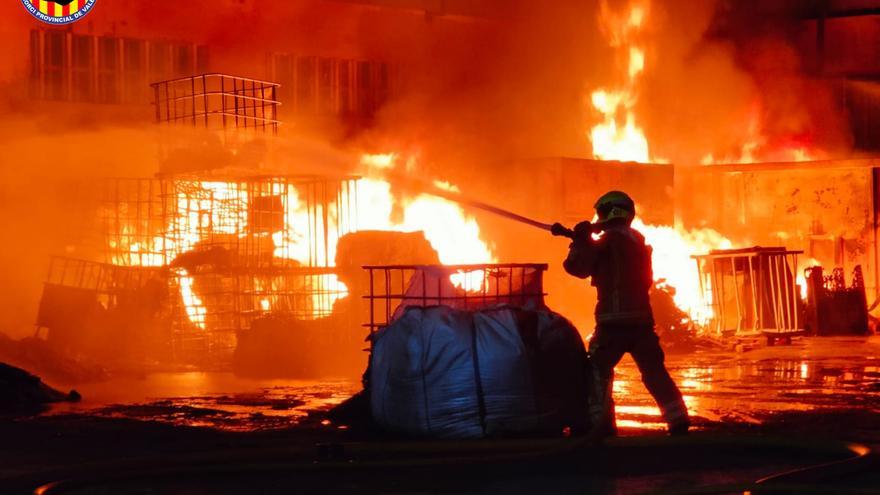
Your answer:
[201,74,208,127]
[220,75,226,128]
[768,255,783,331]
[731,257,743,334]
[748,255,760,332]
[712,259,724,335]
[385,268,391,325]
[781,254,793,330]
[369,268,374,333]
[164,81,171,124]
[322,181,329,267]
[233,77,239,128]
[190,75,196,126]
[776,255,789,330]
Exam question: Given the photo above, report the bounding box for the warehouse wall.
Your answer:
[677,159,879,299]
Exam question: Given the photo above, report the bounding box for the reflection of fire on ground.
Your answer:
[40,336,880,436]
[602,336,880,433]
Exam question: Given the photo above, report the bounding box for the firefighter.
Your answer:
[551,190,690,437]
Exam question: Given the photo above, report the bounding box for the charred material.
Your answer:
[649,282,704,352]
[35,173,359,371]
[0,362,80,415]
[804,265,869,336]
[34,257,171,367]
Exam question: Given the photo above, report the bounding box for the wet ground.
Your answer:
[47,373,361,431]
[618,335,880,436]
[36,336,880,437]
[2,335,880,494]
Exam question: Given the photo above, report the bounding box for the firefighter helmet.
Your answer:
[594,190,635,224]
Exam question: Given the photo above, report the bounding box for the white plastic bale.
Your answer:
[370,305,588,439]
[472,308,539,435]
[370,306,483,438]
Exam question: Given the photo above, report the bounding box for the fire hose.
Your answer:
[422,183,591,240]
[423,185,555,232]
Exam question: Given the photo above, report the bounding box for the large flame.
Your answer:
[589,0,651,163]
[632,219,732,323]
[110,155,496,330]
[358,154,497,291]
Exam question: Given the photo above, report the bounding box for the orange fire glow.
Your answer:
[796,257,820,300]
[585,0,734,323]
[589,0,651,163]
[110,154,496,329]
[358,153,497,291]
[700,104,821,164]
[632,219,732,323]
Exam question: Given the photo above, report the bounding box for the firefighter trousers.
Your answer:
[588,323,689,435]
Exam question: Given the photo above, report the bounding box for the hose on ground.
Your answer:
[23,435,872,495]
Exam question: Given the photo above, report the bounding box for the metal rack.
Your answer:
[362,263,548,333]
[101,175,358,269]
[36,256,167,333]
[89,174,359,364]
[693,247,803,338]
[151,73,281,134]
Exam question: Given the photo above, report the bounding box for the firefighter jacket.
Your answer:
[563,224,654,325]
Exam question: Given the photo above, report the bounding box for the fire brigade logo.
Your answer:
[20,0,97,25]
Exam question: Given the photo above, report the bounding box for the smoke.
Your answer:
[641,0,851,164]
[0,0,857,341]
[0,113,154,338]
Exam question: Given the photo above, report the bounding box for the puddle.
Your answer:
[43,336,880,433]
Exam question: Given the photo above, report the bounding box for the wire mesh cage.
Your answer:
[362,263,548,333]
[151,73,281,134]
[167,265,349,362]
[36,256,168,333]
[100,178,169,267]
[90,174,359,364]
[101,175,358,269]
[693,247,803,337]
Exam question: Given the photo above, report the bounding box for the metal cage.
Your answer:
[363,263,548,333]
[92,174,359,365]
[151,73,281,134]
[693,247,803,338]
[100,175,358,269]
[36,256,168,334]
